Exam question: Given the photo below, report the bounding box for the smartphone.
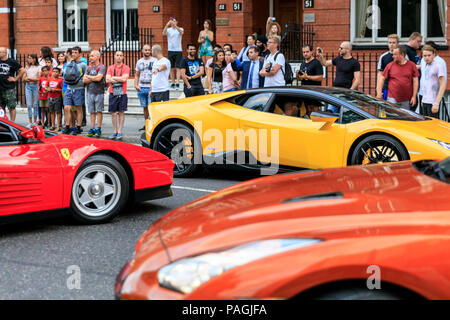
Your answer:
[271,18,276,22]
[317,48,323,54]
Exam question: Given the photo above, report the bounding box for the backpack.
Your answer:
[64,60,83,85]
[274,51,294,85]
[87,64,106,91]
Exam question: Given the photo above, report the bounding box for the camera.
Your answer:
[271,18,276,22]
[265,62,272,73]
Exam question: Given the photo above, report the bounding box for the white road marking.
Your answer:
[172,186,216,193]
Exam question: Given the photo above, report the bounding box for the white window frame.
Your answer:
[105,0,139,45]
[57,0,89,49]
[350,0,447,45]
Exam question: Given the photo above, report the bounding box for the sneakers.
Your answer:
[116,133,123,140]
[94,127,102,137]
[175,84,180,90]
[71,126,82,135]
[109,133,117,139]
[62,126,71,134]
[170,84,176,90]
[87,127,96,137]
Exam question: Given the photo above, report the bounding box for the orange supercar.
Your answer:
[116,158,450,300]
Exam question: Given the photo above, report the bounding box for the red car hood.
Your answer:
[46,133,169,163]
[154,161,450,260]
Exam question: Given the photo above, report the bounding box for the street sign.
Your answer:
[216,18,229,26]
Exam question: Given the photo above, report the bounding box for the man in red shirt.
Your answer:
[47,67,63,130]
[376,46,419,110]
[106,51,130,140]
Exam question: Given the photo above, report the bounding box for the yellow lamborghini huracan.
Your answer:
[141,87,450,177]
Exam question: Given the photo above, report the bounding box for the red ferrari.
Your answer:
[0,118,174,224]
[116,158,450,300]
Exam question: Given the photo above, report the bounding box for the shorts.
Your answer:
[86,92,105,113]
[48,97,63,113]
[184,85,205,97]
[108,93,128,113]
[64,88,85,106]
[137,87,151,108]
[151,91,170,103]
[168,51,182,69]
[0,88,16,110]
[39,100,49,108]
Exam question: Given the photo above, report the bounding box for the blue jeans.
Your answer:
[25,82,39,119]
[137,87,151,108]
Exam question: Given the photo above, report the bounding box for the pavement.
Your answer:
[14,109,146,145]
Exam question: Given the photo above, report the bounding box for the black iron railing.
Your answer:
[100,27,154,77]
[280,23,315,61]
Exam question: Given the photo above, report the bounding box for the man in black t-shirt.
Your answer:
[404,32,422,64]
[377,34,399,100]
[180,43,205,97]
[317,42,360,90]
[0,47,25,122]
[297,45,323,86]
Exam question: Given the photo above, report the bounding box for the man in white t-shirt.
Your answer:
[420,45,446,119]
[418,40,447,115]
[260,35,285,87]
[163,17,183,90]
[135,44,157,129]
[150,44,171,102]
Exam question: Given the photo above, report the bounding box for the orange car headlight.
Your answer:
[157,238,321,295]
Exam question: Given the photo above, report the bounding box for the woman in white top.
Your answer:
[23,54,41,125]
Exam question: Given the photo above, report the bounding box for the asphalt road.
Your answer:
[0,164,261,299]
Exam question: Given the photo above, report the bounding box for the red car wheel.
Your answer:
[70,154,129,224]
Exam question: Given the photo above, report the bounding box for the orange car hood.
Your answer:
[155,162,450,259]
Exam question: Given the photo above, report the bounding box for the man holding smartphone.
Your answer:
[163,16,183,90]
[297,44,323,86]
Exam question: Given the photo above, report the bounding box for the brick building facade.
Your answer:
[1,0,449,91]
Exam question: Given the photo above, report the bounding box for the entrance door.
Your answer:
[191,0,216,45]
[274,0,302,27]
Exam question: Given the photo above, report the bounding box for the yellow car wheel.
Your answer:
[350,134,409,165]
[152,123,202,177]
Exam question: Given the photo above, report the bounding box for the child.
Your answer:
[45,57,54,74]
[38,66,50,128]
[47,67,63,131]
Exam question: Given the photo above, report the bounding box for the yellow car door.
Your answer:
[240,95,348,169]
